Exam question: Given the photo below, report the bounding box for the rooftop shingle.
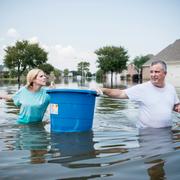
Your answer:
[143,39,180,66]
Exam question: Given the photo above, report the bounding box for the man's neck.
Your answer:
[150,81,165,88]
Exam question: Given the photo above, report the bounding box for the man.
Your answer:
[98,60,180,128]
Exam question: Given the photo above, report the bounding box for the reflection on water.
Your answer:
[138,128,174,157]
[49,131,96,168]
[15,123,50,150]
[138,128,173,180]
[0,79,180,179]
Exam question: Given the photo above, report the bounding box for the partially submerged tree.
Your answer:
[77,61,90,78]
[133,55,150,79]
[95,46,129,86]
[63,68,69,77]
[4,40,48,88]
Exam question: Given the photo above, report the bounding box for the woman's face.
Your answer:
[33,71,47,86]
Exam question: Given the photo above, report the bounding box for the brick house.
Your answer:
[127,63,138,77]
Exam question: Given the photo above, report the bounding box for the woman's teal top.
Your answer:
[12,87,50,124]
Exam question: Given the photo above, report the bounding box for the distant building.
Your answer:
[68,72,73,77]
[142,39,180,85]
[126,63,138,80]
[0,65,9,77]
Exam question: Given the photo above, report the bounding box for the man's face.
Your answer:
[150,63,166,87]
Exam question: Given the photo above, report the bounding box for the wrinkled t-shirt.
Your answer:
[125,81,180,128]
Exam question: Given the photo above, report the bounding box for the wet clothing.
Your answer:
[125,81,180,128]
[12,87,50,124]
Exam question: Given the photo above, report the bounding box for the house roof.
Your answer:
[143,39,180,66]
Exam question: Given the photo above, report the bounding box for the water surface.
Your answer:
[0,80,180,179]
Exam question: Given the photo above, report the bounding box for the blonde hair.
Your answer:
[26,69,44,87]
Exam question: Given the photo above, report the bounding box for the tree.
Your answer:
[77,61,90,78]
[39,63,54,75]
[86,71,92,78]
[3,40,48,88]
[133,55,150,78]
[96,69,104,82]
[63,68,69,77]
[53,68,62,80]
[95,46,129,85]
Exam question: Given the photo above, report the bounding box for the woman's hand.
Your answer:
[49,81,56,89]
[0,94,12,101]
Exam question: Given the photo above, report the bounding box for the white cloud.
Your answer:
[41,44,49,51]
[28,36,39,44]
[45,44,97,73]
[6,28,19,38]
[54,45,76,58]
[1,30,98,72]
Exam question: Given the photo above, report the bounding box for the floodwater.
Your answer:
[0,79,180,180]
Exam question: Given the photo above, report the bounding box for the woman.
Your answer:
[0,69,52,124]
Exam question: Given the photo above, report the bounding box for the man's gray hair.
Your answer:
[151,60,167,72]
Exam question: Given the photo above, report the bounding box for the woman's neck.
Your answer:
[29,84,41,92]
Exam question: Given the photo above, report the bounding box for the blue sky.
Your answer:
[0,0,180,72]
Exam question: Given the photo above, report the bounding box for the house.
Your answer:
[126,63,138,81]
[127,63,138,77]
[142,39,180,85]
[0,65,9,78]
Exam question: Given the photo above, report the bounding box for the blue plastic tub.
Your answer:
[47,89,98,132]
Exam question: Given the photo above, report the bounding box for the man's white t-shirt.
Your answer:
[125,81,180,128]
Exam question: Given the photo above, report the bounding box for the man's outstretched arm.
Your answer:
[101,88,128,99]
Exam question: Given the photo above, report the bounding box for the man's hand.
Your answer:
[174,103,180,113]
[94,87,103,96]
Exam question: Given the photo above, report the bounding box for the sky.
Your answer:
[0,0,180,73]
